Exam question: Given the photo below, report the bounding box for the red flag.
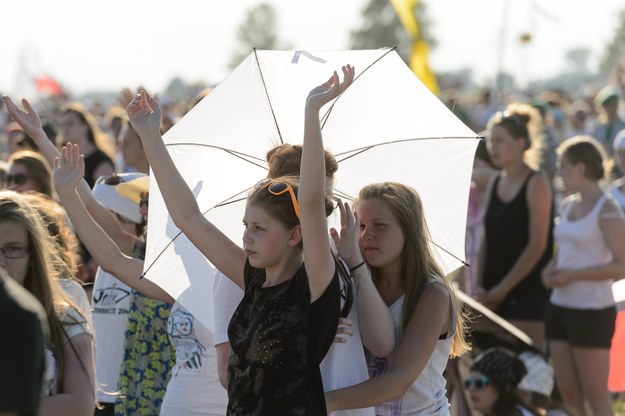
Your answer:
[35,75,63,96]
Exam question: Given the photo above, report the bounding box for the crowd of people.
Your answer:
[0,66,624,416]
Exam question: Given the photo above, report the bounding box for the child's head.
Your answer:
[467,348,528,416]
[248,176,302,231]
[556,135,606,187]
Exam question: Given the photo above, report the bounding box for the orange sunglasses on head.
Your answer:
[254,178,301,221]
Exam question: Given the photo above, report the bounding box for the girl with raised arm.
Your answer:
[125,66,354,414]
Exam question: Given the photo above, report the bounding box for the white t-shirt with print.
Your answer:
[160,302,227,416]
[91,267,132,403]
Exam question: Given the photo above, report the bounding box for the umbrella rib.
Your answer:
[254,48,284,145]
[320,47,397,129]
[334,135,480,162]
[164,142,269,170]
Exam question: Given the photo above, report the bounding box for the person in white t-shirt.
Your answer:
[213,143,395,416]
[53,144,227,416]
[542,135,625,416]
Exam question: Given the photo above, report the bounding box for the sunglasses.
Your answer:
[6,173,29,186]
[334,256,355,318]
[254,179,301,221]
[464,376,490,390]
[0,245,30,259]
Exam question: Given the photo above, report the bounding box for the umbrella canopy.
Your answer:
[143,48,480,331]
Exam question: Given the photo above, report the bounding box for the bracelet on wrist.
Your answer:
[349,261,366,272]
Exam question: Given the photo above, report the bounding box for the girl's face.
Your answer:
[557,154,584,191]
[242,204,299,269]
[466,371,498,415]
[487,125,524,168]
[6,163,40,194]
[356,198,405,271]
[0,219,30,285]
[60,112,89,143]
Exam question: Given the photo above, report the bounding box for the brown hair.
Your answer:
[0,191,91,392]
[61,102,116,161]
[488,103,546,170]
[247,175,302,231]
[354,182,470,357]
[557,135,607,182]
[8,150,53,197]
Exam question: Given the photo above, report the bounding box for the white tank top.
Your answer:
[367,279,454,415]
[551,194,615,309]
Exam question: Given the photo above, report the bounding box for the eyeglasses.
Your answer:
[0,245,30,259]
[6,173,29,186]
[464,376,490,390]
[254,179,301,221]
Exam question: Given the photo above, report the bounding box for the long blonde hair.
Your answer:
[0,191,91,392]
[354,182,470,357]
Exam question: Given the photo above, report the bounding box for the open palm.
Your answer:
[306,64,355,112]
[53,143,85,193]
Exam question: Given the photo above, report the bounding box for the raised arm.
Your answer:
[53,144,173,303]
[3,96,136,254]
[300,65,355,301]
[330,201,395,356]
[126,91,246,288]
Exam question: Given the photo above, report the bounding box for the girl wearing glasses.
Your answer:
[479,104,554,349]
[466,348,538,416]
[0,190,94,415]
[4,96,173,416]
[6,150,54,197]
[542,136,625,416]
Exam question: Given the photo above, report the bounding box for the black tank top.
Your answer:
[483,172,553,302]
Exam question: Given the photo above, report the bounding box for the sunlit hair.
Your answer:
[21,192,81,277]
[557,135,608,182]
[247,175,302,231]
[354,182,470,357]
[487,103,546,170]
[7,150,53,197]
[0,191,91,393]
[60,102,116,162]
[266,143,337,215]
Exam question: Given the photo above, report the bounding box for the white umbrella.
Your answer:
[142,48,480,331]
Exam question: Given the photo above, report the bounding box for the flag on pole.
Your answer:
[390,0,439,95]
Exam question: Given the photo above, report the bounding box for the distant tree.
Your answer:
[349,0,435,64]
[228,3,290,69]
[600,8,625,74]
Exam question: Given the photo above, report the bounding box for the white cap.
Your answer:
[517,351,554,397]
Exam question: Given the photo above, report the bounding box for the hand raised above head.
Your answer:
[53,142,85,193]
[2,96,44,137]
[126,90,162,140]
[306,64,355,112]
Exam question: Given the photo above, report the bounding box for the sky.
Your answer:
[1,0,623,97]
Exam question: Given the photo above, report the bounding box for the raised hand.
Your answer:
[2,96,45,138]
[330,200,363,267]
[306,64,355,112]
[126,90,162,140]
[53,142,85,193]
